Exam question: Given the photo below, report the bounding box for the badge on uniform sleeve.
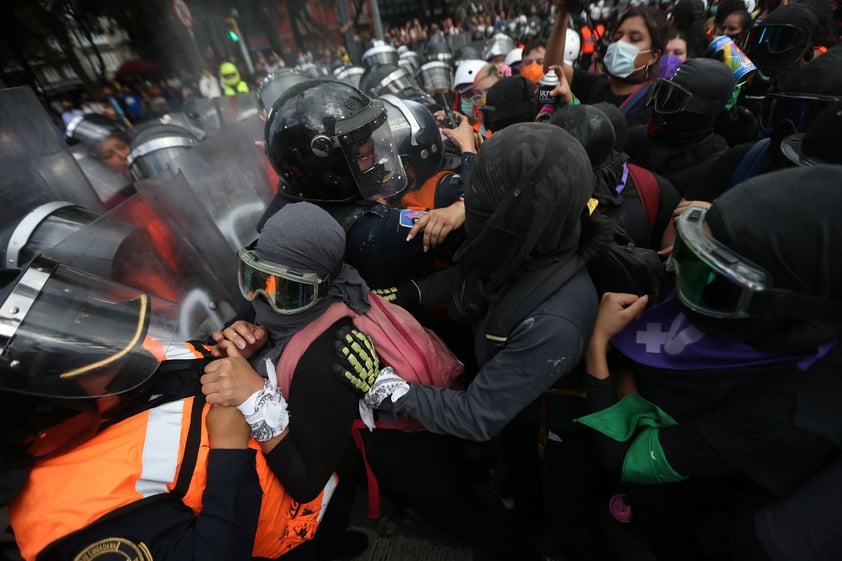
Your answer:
[73,537,153,561]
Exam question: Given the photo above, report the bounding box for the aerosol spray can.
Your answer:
[538,70,560,106]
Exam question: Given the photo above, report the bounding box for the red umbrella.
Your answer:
[116,59,160,79]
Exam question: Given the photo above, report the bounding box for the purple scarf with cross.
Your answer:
[611,297,836,371]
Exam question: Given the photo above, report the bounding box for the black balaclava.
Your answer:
[550,105,627,207]
[455,123,595,310]
[746,4,818,79]
[592,102,629,151]
[682,165,842,352]
[647,58,736,143]
[642,58,734,173]
[481,76,538,132]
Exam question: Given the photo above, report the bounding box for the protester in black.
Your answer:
[580,166,842,560]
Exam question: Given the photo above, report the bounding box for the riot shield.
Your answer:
[69,144,136,209]
[43,191,240,340]
[0,87,105,225]
[141,114,272,253]
[182,93,260,136]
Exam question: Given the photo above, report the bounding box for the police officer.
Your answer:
[219,61,250,95]
[261,78,437,288]
[1,256,335,561]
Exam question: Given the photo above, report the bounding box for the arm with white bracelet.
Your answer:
[236,357,290,442]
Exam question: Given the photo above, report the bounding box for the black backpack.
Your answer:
[586,223,669,302]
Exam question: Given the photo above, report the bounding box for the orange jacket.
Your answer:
[10,392,335,560]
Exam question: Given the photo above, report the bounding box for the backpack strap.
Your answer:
[484,257,585,354]
[276,302,356,397]
[171,394,206,499]
[350,421,381,519]
[729,138,770,187]
[619,82,651,115]
[627,164,660,232]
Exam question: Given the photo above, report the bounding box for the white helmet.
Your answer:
[505,47,524,68]
[564,28,581,66]
[483,33,516,60]
[453,59,488,93]
[743,0,757,12]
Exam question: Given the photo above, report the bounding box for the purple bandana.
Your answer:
[611,297,836,371]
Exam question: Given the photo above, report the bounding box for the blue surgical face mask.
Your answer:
[460,99,474,115]
[710,5,719,15]
[604,40,651,80]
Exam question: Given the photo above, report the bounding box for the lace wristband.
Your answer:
[237,379,289,442]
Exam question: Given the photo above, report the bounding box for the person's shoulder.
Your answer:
[525,268,599,328]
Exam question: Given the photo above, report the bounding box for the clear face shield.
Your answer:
[372,68,420,97]
[0,256,178,399]
[0,256,178,473]
[335,106,407,200]
[670,206,842,321]
[418,62,454,94]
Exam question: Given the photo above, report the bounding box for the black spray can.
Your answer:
[538,70,560,105]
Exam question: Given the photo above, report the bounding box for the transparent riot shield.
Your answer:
[0,87,105,226]
[69,144,136,209]
[44,191,240,340]
[140,114,273,254]
[182,93,260,137]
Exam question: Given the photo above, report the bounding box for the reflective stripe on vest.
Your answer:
[10,395,335,561]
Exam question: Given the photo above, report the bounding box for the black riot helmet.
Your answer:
[362,43,400,68]
[453,45,483,69]
[380,94,444,188]
[358,63,421,98]
[425,41,454,64]
[256,69,310,113]
[265,79,407,203]
[334,66,365,89]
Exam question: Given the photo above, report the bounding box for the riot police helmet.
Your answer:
[264,79,407,203]
[380,94,444,188]
[256,69,310,113]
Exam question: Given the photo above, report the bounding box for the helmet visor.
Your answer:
[372,68,419,96]
[649,80,724,116]
[758,92,842,133]
[238,243,331,315]
[670,206,768,318]
[418,62,454,93]
[0,256,176,398]
[341,117,408,200]
[744,24,809,55]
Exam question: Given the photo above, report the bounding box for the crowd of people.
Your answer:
[3,0,842,560]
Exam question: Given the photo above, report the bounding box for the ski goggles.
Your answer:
[671,206,842,321]
[238,242,333,315]
[744,24,810,56]
[648,79,725,116]
[758,91,842,133]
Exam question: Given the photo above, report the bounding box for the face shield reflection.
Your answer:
[342,119,407,200]
[0,257,178,399]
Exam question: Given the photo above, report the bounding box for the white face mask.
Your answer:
[604,40,651,80]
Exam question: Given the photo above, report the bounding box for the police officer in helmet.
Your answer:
[261,79,438,288]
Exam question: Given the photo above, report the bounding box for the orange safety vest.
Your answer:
[10,375,336,561]
[399,170,456,211]
[581,24,605,55]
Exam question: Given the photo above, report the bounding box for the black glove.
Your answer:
[333,326,380,397]
[372,279,422,309]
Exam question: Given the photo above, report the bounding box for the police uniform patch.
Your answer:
[73,537,153,561]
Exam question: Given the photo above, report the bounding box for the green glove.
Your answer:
[333,326,380,397]
[372,279,421,309]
